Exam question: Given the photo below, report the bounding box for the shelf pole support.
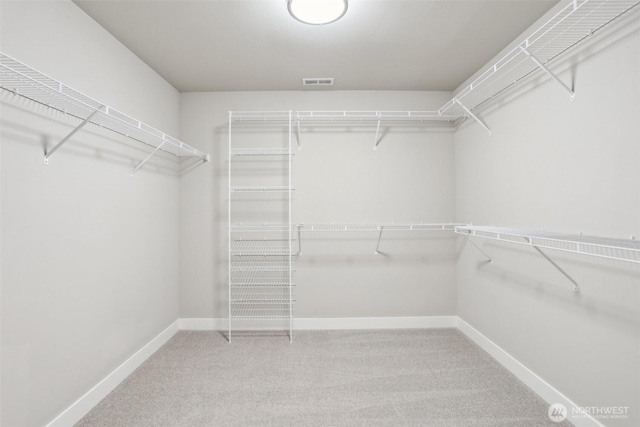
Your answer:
[525,237,579,292]
[463,235,493,263]
[373,118,382,150]
[130,140,167,177]
[295,225,302,256]
[375,226,384,255]
[453,99,491,135]
[520,47,575,101]
[44,108,102,165]
[296,114,301,150]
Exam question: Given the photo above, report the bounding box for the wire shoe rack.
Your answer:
[228,112,295,341]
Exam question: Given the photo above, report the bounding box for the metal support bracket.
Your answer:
[44,108,102,165]
[130,140,167,177]
[454,99,491,135]
[463,235,493,263]
[525,237,579,292]
[374,226,384,254]
[520,47,575,101]
[295,225,302,256]
[373,118,382,150]
[295,114,301,150]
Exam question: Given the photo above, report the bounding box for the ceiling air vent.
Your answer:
[302,78,334,86]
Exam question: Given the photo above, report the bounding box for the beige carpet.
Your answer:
[76,329,572,426]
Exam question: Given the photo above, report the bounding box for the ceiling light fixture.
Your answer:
[288,0,348,25]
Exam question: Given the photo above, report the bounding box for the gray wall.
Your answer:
[454,8,640,427]
[179,91,457,319]
[1,1,182,426]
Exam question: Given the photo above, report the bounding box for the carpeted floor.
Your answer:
[76,329,572,426]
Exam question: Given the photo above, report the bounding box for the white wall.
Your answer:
[179,91,457,319]
[454,8,640,427]
[0,1,182,426]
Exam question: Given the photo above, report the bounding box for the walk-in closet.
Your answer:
[1,1,639,426]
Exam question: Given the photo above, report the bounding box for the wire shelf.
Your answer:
[229,1,640,132]
[231,148,294,156]
[0,52,209,162]
[231,282,296,288]
[230,186,294,193]
[231,299,296,304]
[230,265,294,272]
[455,226,640,264]
[231,222,464,232]
[230,110,457,123]
[443,0,640,114]
[231,316,292,320]
[297,223,464,232]
[230,111,292,122]
[231,224,292,232]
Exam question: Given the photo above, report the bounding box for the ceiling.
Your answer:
[74,0,558,93]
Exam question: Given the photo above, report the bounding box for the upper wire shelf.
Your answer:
[230,110,456,123]
[441,0,640,118]
[455,225,640,265]
[230,186,294,193]
[0,52,209,172]
[231,223,465,232]
[231,148,294,156]
[229,0,640,133]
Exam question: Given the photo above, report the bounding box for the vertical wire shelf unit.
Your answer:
[0,52,209,175]
[228,112,295,342]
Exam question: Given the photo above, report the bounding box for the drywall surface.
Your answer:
[0,1,182,426]
[454,9,640,427]
[179,91,457,319]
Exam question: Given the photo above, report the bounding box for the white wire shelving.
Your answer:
[0,52,209,175]
[296,223,463,232]
[442,0,640,126]
[228,112,295,342]
[455,225,640,291]
[230,186,295,193]
[231,148,295,156]
[455,226,640,264]
[229,0,640,137]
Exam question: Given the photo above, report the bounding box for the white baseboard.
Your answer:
[178,317,228,331]
[178,316,458,331]
[46,321,179,427]
[457,318,603,427]
[48,316,601,427]
[295,316,458,330]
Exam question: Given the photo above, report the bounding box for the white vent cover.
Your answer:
[302,78,334,86]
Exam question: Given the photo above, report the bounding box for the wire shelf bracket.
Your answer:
[519,46,575,101]
[43,107,102,165]
[526,237,580,292]
[453,99,491,135]
[462,234,493,264]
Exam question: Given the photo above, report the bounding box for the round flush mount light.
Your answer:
[288,0,348,25]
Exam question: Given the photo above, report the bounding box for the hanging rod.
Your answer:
[0,52,209,173]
